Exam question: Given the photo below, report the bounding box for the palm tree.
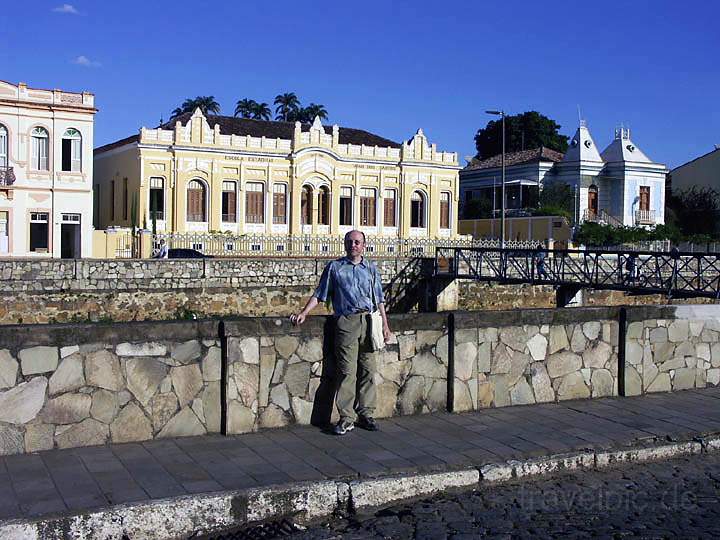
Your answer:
[170,96,221,119]
[234,98,258,118]
[274,92,300,121]
[303,103,328,122]
[251,102,272,121]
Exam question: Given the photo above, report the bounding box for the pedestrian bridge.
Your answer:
[435,246,720,302]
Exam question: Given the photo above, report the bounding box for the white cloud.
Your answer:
[52,4,80,14]
[72,55,101,68]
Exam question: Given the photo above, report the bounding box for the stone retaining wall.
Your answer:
[2,305,720,456]
[223,314,450,434]
[453,308,620,412]
[0,322,219,456]
[625,306,720,394]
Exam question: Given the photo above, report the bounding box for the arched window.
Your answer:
[245,182,264,224]
[62,128,82,172]
[411,190,426,228]
[360,188,376,226]
[31,127,49,171]
[318,186,330,226]
[301,185,313,225]
[440,192,451,229]
[0,124,7,168]
[186,179,206,222]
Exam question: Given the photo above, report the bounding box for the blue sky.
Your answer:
[1,1,717,168]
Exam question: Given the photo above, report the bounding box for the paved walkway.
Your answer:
[3,387,720,523]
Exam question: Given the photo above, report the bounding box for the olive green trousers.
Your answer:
[334,313,377,422]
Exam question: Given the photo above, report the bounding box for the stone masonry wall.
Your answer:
[453,309,620,412]
[223,314,450,435]
[0,257,710,325]
[0,258,417,324]
[625,305,720,395]
[0,322,219,456]
[2,305,720,456]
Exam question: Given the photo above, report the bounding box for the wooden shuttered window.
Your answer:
[222,181,236,222]
[187,180,206,222]
[384,189,396,227]
[440,192,451,229]
[339,187,352,226]
[245,182,264,224]
[639,186,650,211]
[360,188,376,226]
[318,187,330,225]
[273,184,287,224]
[301,186,312,225]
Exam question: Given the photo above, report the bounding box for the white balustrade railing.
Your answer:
[148,233,537,258]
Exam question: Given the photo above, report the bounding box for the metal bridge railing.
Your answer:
[435,246,720,299]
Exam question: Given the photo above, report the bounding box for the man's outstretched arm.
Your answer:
[291,296,319,325]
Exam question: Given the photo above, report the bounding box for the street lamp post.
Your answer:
[486,110,506,248]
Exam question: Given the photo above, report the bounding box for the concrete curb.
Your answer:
[2,436,719,539]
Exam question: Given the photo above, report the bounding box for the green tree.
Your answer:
[250,102,272,121]
[474,111,569,159]
[301,103,328,122]
[273,92,300,121]
[234,98,258,118]
[462,198,493,219]
[667,186,720,238]
[170,96,221,119]
[533,181,575,220]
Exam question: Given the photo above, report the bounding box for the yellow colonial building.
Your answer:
[94,110,459,241]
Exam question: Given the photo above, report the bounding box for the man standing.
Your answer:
[290,230,392,435]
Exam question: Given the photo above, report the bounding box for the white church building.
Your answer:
[460,121,668,228]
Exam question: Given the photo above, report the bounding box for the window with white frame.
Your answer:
[360,188,376,226]
[411,190,426,228]
[384,188,397,227]
[31,127,49,171]
[318,186,330,225]
[440,192,451,229]
[61,128,82,172]
[149,177,164,221]
[245,182,264,224]
[339,186,353,226]
[0,124,7,168]
[222,181,237,222]
[29,212,49,252]
[187,179,207,222]
[272,183,287,224]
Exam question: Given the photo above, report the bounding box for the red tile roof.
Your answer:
[464,147,565,171]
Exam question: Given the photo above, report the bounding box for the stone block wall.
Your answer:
[0,322,219,456]
[223,314,449,434]
[625,305,720,395]
[453,308,620,412]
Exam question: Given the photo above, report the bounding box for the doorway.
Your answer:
[60,213,81,258]
[0,211,8,254]
[588,185,598,217]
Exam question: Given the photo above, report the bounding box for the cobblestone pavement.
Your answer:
[290,453,720,539]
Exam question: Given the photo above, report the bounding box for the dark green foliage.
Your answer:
[238,93,328,123]
[463,198,493,219]
[170,96,221,119]
[575,221,684,247]
[667,186,720,238]
[474,111,569,159]
[535,182,574,220]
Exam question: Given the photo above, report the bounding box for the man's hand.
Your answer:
[383,323,393,343]
[289,313,306,326]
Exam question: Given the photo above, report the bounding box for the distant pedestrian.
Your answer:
[625,254,638,285]
[153,239,168,259]
[290,230,392,436]
[535,242,549,280]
